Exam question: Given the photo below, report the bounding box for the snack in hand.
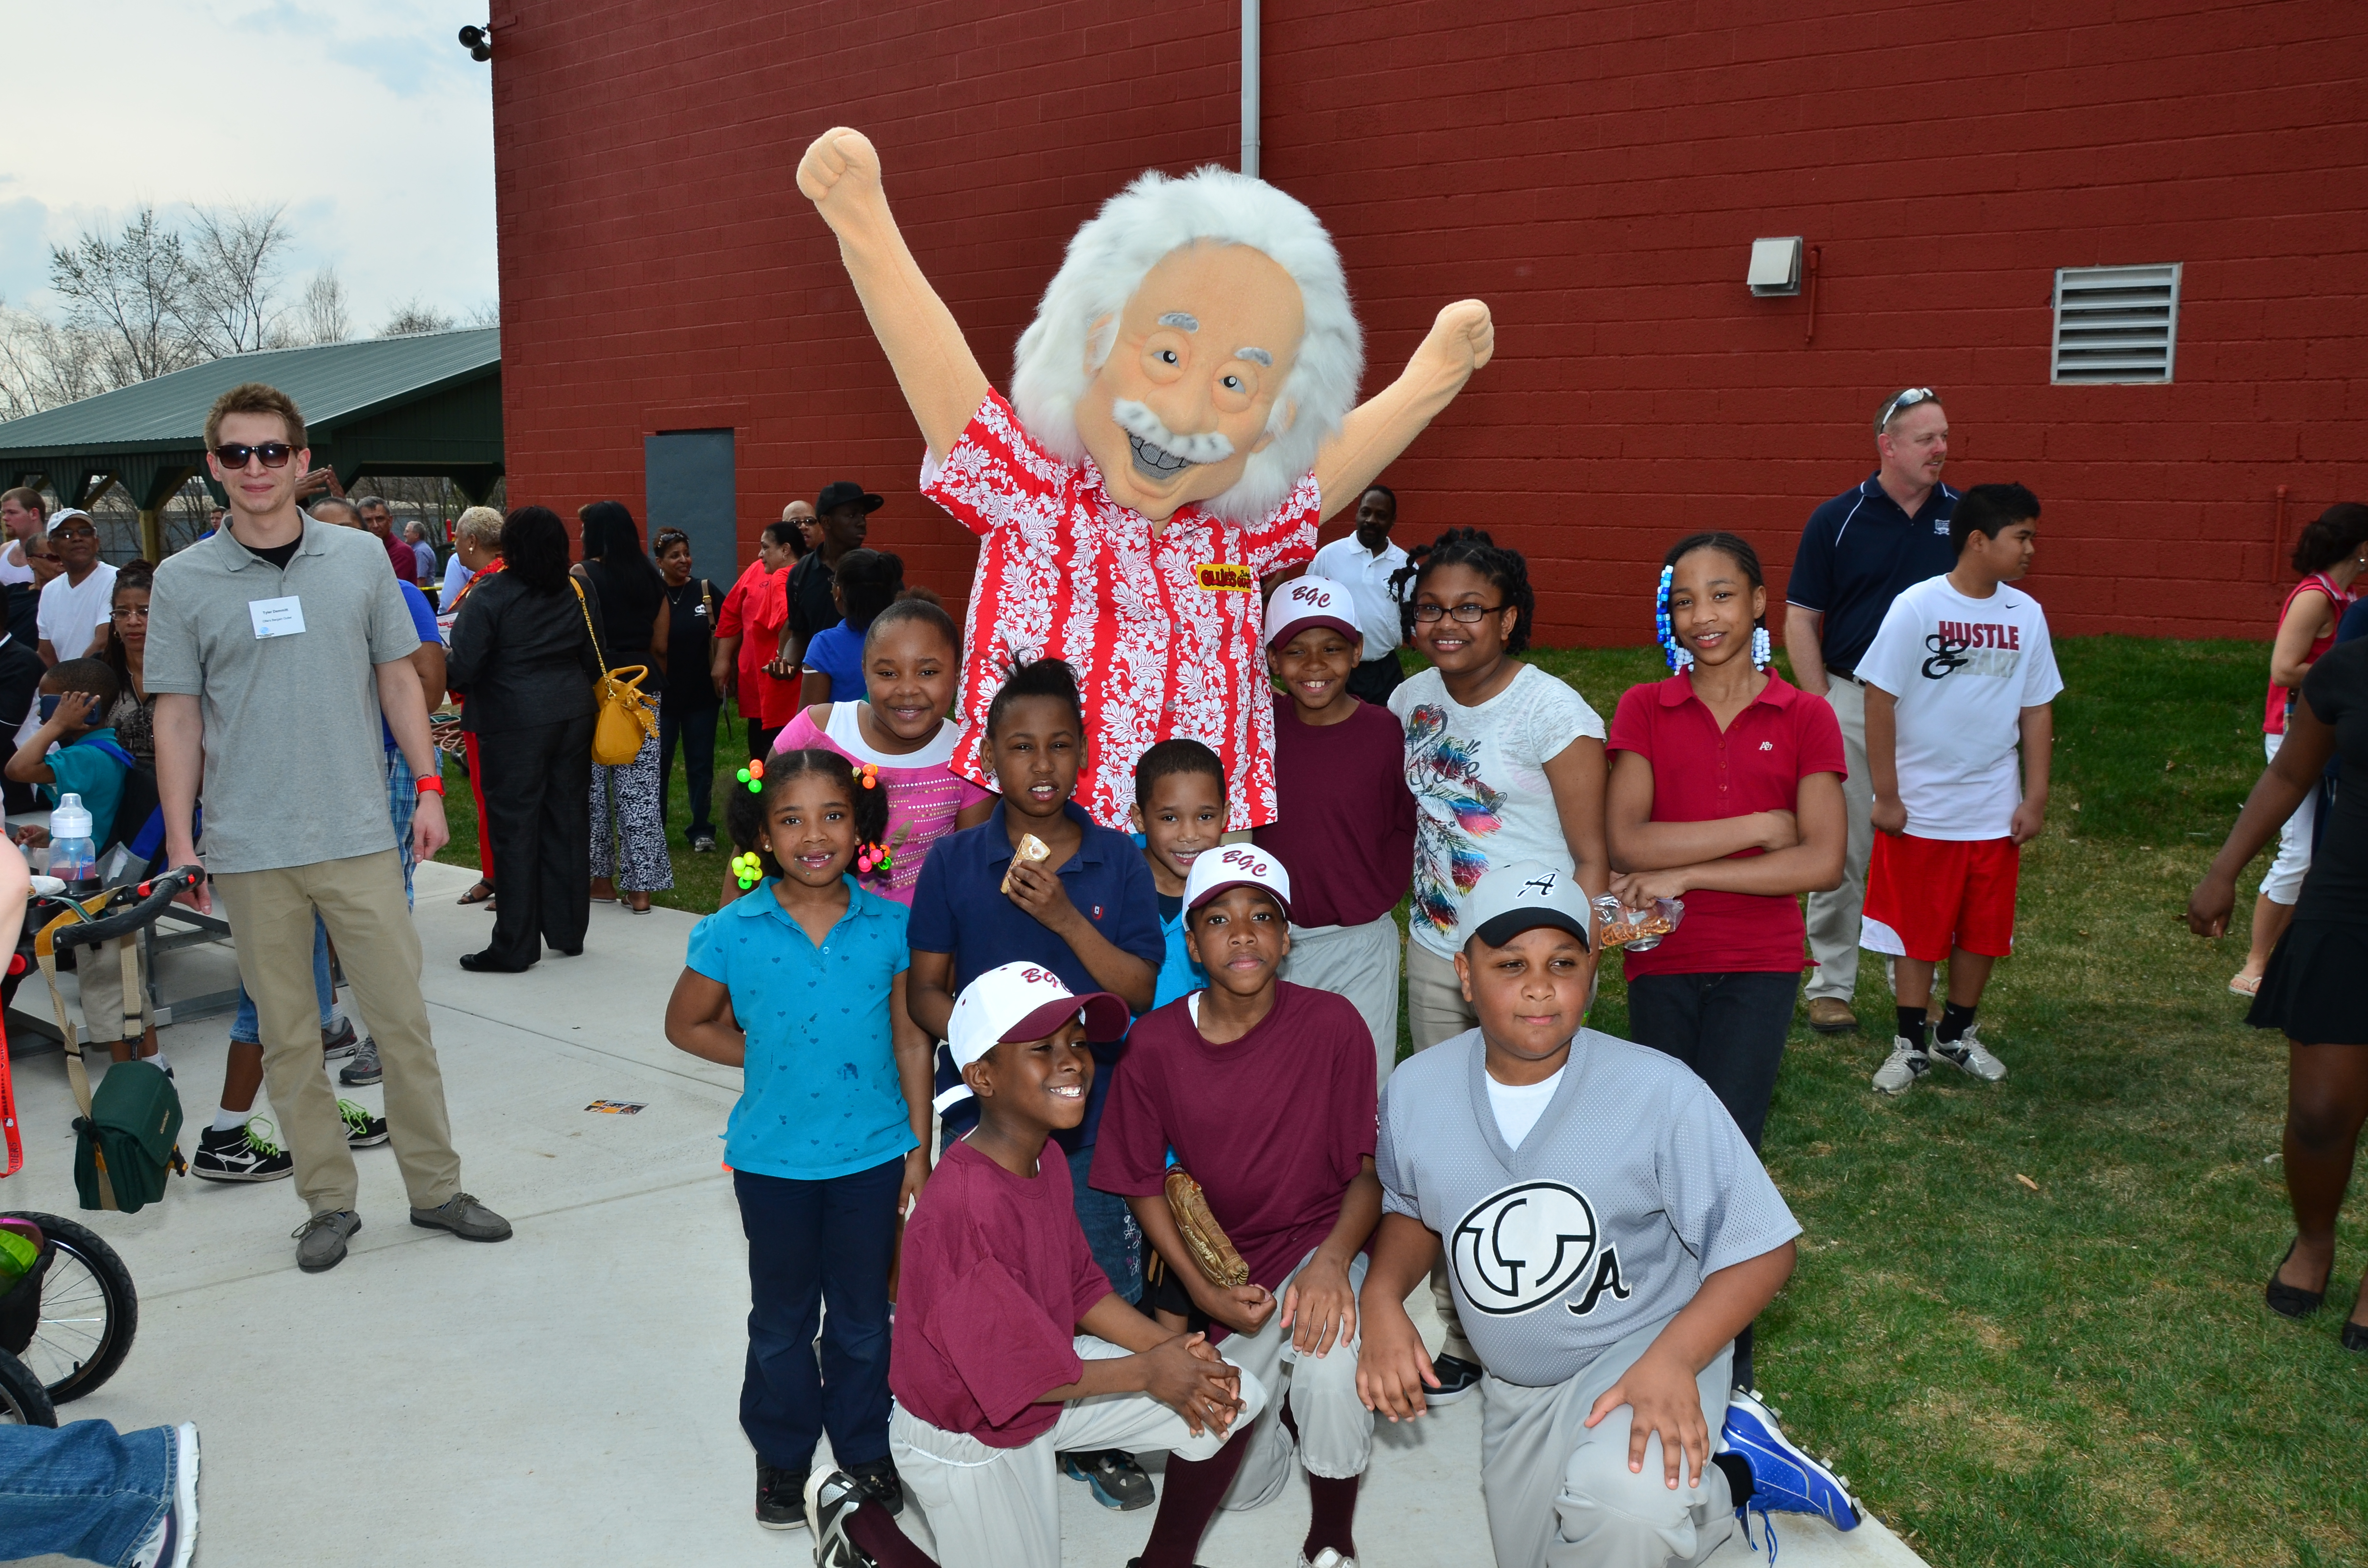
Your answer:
[1592,894,1684,952]
[1164,1166,1249,1288]
[1000,833,1053,894]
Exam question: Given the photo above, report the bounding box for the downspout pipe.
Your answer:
[1241,0,1260,178]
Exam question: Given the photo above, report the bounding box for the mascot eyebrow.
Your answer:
[1158,311,1199,330]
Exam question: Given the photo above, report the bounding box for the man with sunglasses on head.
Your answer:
[146,381,511,1274]
[1783,387,1961,1036]
[35,507,116,665]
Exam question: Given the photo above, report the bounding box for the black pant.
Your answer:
[474,714,595,968]
[657,698,719,837]
[1625,968,1800,1390]
[1345,652,1406,706]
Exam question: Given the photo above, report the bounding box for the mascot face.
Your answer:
[1071,242,1307,522]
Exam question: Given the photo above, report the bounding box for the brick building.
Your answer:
[488,0,2366,645]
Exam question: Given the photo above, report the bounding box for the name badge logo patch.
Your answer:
[1451,1180,1632,1318]
[1195,563,1254,592]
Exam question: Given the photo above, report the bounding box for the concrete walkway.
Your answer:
[2,860,1924,1567]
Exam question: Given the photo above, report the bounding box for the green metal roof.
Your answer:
[0,328,503,515]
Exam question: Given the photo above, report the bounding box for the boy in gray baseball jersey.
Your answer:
[1356,860,1801,1568]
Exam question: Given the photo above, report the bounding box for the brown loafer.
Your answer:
[1806,997,1859,1033]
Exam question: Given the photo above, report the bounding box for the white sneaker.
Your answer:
[129,1422,200,1568]
[1933,1022,2006,1082]
[1299,1551,1357,1568]
[1871,1038,1928,1096]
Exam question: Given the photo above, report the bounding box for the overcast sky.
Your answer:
[0,0,496,333]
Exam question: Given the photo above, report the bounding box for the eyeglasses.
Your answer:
[1412,601,1507,624]
[1875,388,1936,430]
[110,605,149,622]
[211,441,296,470]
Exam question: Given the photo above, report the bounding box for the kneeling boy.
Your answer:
[1095,846,1381,1562]
[822,962,1267,1568]
[1356,862,1807,1568]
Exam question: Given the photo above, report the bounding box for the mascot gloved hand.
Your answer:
[801,125,1492,831]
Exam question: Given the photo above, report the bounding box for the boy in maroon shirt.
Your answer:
[1254,576,1417,1090]
[1092,846,1381,1566]
[818,962,1265,1568]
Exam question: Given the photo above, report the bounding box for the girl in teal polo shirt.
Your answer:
[664,748,936,1532]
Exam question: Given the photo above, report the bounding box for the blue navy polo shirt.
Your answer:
[686,876,918,1182]
[1784,473,1959,677]
[908,799,1165,1149]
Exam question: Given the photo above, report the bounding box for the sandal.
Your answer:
[626,893,653,914]
[456,880,495,906]
[2267,1239,2329,1319]
[2229,971,2263,998]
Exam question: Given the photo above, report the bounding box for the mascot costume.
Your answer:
[799,127,1492,830]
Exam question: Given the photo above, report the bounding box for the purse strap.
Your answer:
[570,577,613,676]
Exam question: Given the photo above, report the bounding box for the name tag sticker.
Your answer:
[249,595,306,639]
[1195,563,1254,592]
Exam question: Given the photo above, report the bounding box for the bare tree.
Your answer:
[49,206,200,384]
[378,298,457,338]
[0,298,112,419]
[463,297,501,330]
[183,204,292,355]
[290,268,352,347]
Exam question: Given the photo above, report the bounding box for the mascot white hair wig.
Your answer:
[1010,166,1365,525]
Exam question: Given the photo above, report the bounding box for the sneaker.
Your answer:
[1298,1552,1357,1568]
[337,1099,390,1148]
[848,1455,905,1516]
[755,1461,808,1531]
[409,1192,513,1242]
[690,831,717,853]
[339,1035,382,1087]
[1427,1351,1483,1407]
[1871,1037,1929,1096]
[292,1210,361,1273]
[1061,1447,1154,1510]
[1932,1023,2006,1082]
[320,1016,359,1059]
[129,1422,200,1568]
[808,1470,874,1564]
[1720,1388,1859,1531]
[192,1119,294,1183]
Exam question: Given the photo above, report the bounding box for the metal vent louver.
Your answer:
[2052,264,2180,384]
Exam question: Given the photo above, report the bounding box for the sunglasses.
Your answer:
[212,441,296,470]
[1875,388,1936,429]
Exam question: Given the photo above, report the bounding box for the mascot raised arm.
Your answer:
[799,126,1492,830]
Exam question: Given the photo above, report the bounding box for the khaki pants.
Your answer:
[75,936,148,1045]
[1278,914,1403,1089]
[213,849,461,1217]
[1803,677,1876,1003]
[1404,939,1479,1364]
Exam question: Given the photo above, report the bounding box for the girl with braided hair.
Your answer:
[1384,527,1607,1399]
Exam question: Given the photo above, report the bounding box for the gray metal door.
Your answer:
[643,429,739,582]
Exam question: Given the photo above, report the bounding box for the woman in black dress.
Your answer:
[576,501,673,911]
[447,507,604,972]
[653,527,722,852]
[2191,634,2368,1350]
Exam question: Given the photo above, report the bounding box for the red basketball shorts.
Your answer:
[1859,833,2019,962]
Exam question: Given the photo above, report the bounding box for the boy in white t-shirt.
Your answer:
[1857,483,2063,1095]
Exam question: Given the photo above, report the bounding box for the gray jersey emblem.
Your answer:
[1452,1180,1606,1316]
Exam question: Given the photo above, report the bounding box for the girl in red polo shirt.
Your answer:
[1604,532,1847,1389]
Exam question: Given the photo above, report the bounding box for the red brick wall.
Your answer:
[491,0,2368,646]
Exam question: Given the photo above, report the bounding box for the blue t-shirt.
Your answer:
[43,726,128,848]
[686,875,918,1181]
[908,800,1165,1149]
[1130,834,1207,1009]
[804,620,867,701]
[382,581,440,753]
[1783,474,1959,676]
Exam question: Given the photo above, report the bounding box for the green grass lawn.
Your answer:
[437,639,2366,1567]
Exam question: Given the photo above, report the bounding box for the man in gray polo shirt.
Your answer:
[1356,862,1821,1566]
[149,380,510,1274]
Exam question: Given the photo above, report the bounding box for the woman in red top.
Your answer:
[2234,504,2368,997]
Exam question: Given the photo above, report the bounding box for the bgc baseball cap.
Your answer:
[1183,843,1292,920]
[1264,576,1361,649]
[936,962,1130,1112]
[1455,860,1593,952]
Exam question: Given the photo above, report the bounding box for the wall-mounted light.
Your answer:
[1748,237,1803,297]
[457,24,493,62]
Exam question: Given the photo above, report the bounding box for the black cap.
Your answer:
[816,481,884,514]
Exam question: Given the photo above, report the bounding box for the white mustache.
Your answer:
[1110,400,1235,465]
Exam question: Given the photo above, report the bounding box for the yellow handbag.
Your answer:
[572,578,657,766]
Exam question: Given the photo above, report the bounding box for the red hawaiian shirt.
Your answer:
[924,391,1320,830]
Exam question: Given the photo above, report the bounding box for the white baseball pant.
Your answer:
[1215,1248,1373,1511]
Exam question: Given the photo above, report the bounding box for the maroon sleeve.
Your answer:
[1322,992,1380,1167]
[920,1254,1089,1428]
[1071,1225,1117,1323]
[1605,682,1656,759]
[1087,1016,1173,1200]
[1794,689,1848,781]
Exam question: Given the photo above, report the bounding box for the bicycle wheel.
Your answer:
[6,1211,137,1402]
[0,1346,56,1426]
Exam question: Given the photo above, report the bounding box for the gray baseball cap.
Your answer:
[1456,860,1594,952]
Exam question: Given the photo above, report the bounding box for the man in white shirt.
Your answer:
[35,508,116,665]
[1309,484,1411,704]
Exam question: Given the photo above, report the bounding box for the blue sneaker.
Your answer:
[1720,1388,1859,1531]
[1060,1448,1154,1510]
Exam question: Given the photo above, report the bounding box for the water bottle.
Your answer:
[48,793,99,894]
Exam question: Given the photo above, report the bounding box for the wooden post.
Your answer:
[138,508,165,564]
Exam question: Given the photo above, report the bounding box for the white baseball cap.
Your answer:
[1264,576,1361,650]
[1454,860,1594,952]
[1183,842,1292,920]
[935,962,1129,1112]
[44,507,91,536]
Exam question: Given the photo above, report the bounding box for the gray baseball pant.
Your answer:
[1405,938,1480,1364]
[1278,913,1403,1089]
[1480,1322,1737,1568]
[1216,1249,1373,1511]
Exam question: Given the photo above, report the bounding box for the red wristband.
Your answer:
[415,774,445,797]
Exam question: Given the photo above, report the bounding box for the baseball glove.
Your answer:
[1165,1166,1249,1288]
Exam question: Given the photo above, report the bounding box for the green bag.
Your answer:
[73,1058,183,1214]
